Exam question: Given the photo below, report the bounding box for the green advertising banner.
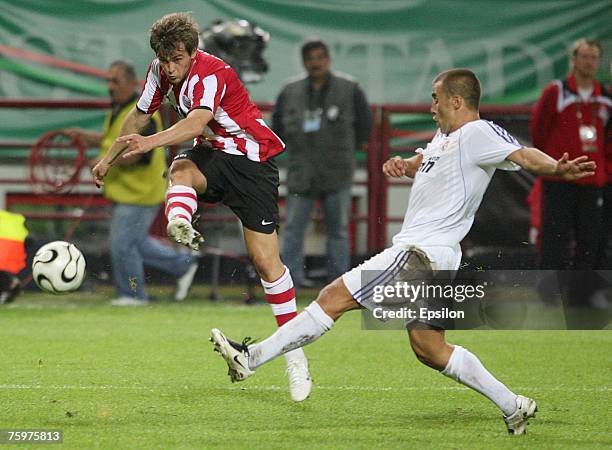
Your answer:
[0,0,610,147]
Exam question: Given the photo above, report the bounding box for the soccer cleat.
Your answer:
[167,217,204,251]
[504,395,538,435]
[285,358,312,402]
[210,328,254,383]
[174,258,199,301]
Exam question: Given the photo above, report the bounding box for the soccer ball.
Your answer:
[32,241,86,294]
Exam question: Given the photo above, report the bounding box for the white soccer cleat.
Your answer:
[167,217,204,251]
[286,358,312,402]
[504,395,538,435]
[210,328,254,383]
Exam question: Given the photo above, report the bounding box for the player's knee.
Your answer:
[315,278,358,321]
[169,159,204,190]
[169,159,194,177]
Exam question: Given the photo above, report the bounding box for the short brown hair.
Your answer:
[571,38,602,58]
[150,12,199,60]
[433,68,481,110]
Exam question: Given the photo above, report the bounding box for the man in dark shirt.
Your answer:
[273,39,372,286]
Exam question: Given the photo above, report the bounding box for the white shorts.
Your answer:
[342,244,461,329]
[342,244,461,305]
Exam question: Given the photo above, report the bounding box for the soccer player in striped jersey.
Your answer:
[91,12,311,402]
[210,69,597,434]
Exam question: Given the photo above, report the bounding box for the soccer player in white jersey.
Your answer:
[91,12,312,402]
[210,68,597,434]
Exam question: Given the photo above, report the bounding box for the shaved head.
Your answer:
[433,69,481,111]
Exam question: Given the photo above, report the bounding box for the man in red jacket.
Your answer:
[531,38,611,306]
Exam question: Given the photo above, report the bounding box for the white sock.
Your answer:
[259,267,306,364]
[166,185,198,222]
[442,345,517,416]
[248,301,334,370]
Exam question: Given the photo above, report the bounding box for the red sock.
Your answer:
[165,185,198,222]
[261,266,297,326]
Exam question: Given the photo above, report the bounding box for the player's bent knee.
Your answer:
[169,159,206,191]
[169,158,195,175]
[316,278,360,321]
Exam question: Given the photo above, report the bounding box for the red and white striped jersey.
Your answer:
[137,50,284,162]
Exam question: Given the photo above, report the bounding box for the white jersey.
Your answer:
[392,119,522,270]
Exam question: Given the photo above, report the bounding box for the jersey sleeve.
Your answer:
[188,71,227,114]
[137,60,166,114]
[465,121,522,171]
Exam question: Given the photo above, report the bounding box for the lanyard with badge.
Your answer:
[576,97,598,153]
[303,108,322,133]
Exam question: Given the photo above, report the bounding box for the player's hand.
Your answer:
[116,134,153,159]
[555,152,596,181]
[91,160,110,188]
[383,156,410,177]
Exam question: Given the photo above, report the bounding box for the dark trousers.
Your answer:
[597,184,612,269]
[540,181,603,270]
[539,181,604,306]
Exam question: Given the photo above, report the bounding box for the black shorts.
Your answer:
[174,145,279,234]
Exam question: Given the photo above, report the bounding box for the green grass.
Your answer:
[1,286,611,449]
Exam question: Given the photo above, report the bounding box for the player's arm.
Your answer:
[383,153,424,178]
[91,107,151,187]
[506,147,596,181]
[119,109,213,159]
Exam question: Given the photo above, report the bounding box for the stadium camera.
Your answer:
[199,18,270,84]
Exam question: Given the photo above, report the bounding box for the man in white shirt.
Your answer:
[210,69,596,435]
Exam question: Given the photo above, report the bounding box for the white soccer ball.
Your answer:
[32,241,86,294]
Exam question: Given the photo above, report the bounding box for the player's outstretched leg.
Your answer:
[408,329,537,434]
[211,278,357,389]
[211,300,333,383]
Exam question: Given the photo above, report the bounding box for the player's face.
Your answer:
[572,44,601,80]
[158,43,196,85]
[303,47,330,80]
[106,66,135,105]
[431,81,453,134]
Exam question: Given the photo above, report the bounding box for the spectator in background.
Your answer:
[530,38,611,307]
[598,61,612,270]
[0,210,28,304]
[272,39,372,287]
[589,92,612,309]
[66,61,198,306]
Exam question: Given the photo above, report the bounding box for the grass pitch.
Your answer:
[1,286,611,449]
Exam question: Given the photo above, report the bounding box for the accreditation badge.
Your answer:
[303,108,322,133]
[579,125,597,152]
